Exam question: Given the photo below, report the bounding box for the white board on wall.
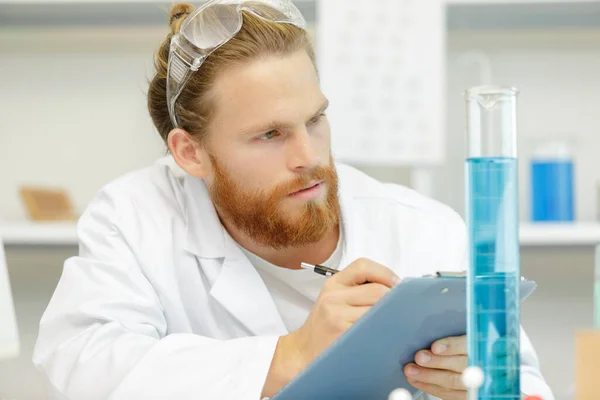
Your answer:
[316,0,446,166]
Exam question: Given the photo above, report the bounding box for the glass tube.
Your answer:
[465,86,521,400]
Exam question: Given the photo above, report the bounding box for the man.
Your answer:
[33,1,553,399]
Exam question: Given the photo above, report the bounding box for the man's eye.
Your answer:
[308,113,326,125]
[258,131,279,141]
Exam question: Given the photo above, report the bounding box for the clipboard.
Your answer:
[272,274,536,400]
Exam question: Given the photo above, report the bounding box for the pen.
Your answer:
[300,262,339,277]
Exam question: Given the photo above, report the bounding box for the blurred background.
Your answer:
[1,0,600,399]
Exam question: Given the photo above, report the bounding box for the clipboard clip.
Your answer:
[424,271,527,281]
[421,271,467,278]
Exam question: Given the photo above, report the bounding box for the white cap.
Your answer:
[388,388,413,400]
[462,366,485,389]
[532,140,572,160]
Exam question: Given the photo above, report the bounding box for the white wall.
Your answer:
[0,27,167,220]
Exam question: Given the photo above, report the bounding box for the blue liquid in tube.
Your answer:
[466,157,521,400]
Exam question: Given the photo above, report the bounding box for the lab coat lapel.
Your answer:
[182,175,287,336]
[209,234,288,336]
[336,165,406,274]
[334,165,395,271]
[336,175,364,271]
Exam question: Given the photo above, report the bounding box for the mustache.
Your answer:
[272,166,331,197]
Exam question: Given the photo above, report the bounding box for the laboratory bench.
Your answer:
[3,220,600,247]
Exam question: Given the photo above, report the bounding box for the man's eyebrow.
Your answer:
[241,121,288,136]
[241,98,330,136]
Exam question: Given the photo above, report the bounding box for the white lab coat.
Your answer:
[33,161,554,400]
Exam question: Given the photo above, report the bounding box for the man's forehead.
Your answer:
[209,51,323,132]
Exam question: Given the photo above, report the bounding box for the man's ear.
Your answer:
[167,128,211,179]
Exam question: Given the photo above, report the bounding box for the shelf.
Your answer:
[519,222,600,247]
[448,0,600,3]
[0,0,317,28]
[2,1,600,30]
[0,221,78,246]
[447,1,600,30]
[1,220,599,247]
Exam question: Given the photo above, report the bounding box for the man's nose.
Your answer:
[287,127,319,172]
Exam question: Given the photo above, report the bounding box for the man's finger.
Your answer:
[342,283,391,306]
[407,379,466,400]
[404,363,465,391]
[432,335,467,356]
[414,350,467,373]
[334,258,400,288]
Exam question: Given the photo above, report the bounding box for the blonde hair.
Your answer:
[147,2,316,144]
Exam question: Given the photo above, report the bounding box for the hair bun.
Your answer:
[169,3,195,34]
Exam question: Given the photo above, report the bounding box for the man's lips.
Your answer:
[289,181,324,196]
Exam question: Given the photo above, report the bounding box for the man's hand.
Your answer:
[262,258,400,397]
[404,335,468,400]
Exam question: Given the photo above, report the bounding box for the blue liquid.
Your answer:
[466,157,521,400]
[531,160,574,222]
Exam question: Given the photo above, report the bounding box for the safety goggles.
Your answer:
[167,0,307,128]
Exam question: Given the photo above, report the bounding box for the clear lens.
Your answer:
[243,0,306,27]
[182,3,243,50]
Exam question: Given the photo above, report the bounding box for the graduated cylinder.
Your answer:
[465,86,521,400]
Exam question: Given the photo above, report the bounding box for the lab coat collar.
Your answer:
[210,232,288,336]
[182,175,226,259]
[181,175,287,334]
[335,179,360,273]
